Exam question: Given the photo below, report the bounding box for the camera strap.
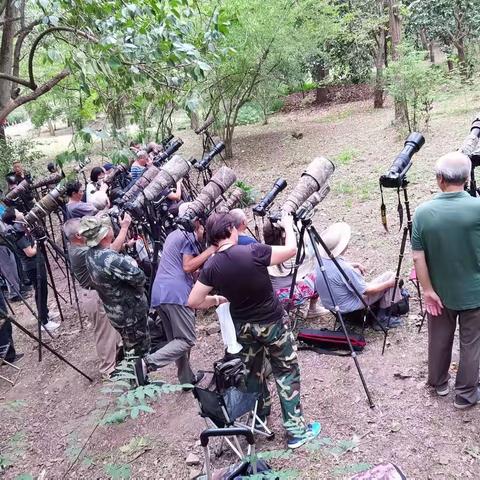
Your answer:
[380,184,388,232]
[380,185,404,232]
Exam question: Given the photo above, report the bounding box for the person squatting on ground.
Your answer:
[2,207,59,332]
[412,152,480,410]
[188,211,321,449]
[138,202,217,384]
[79,215,151,357]
[314,222,403,330]
[64,218,124,379]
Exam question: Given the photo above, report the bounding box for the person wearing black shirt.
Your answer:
[188,211,320,450]
[2,208,59,332]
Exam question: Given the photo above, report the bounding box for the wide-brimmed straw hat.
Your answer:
[318,222,351,258]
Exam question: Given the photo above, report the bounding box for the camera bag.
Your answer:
[297,328,366,355]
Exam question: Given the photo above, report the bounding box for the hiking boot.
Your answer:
[287,421,321,450]
[435,384,449,396]
[372,316,402,331]
[454,392,480,410]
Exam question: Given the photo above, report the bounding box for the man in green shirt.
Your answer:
[412,151,480,409]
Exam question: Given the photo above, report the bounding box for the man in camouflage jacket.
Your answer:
[80,216,150,356]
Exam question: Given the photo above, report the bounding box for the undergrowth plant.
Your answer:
[102,355,189,425]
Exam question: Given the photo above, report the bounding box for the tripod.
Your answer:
[292,218,375,408]
[0,313,92,382]
[382,181,425,331]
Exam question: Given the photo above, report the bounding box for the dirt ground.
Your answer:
[1,87,480,480]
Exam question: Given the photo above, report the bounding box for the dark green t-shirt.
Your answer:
[411,191,480,310]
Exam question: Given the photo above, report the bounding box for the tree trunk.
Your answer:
[456,37,468,76]
[0,0,18,129]
[224,125,233,159]
[388,0,405,123]
[373,19,386,109]
[47,118,55,136]
[447,59,454,71]
[315,86,329,104]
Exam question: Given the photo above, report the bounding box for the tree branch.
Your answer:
[0,68,69,120]
[27,27,97,88]
[0,73,32,88]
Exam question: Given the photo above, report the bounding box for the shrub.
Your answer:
[236,103,263,126]
[385,44,443,132]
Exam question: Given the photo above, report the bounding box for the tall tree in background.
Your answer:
[388,0,405,122]
[0,0,223,142]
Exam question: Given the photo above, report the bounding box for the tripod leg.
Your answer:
[286,224,306,316]
[309,225,389,354]
[5,314,93,382]
[385,226,408,329]
[38,240,64,324]
[306,227,375,408]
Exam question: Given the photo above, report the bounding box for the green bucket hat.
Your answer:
[78,215,110,247]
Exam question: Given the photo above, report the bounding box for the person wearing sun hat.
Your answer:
[314,222,403,328]
[79,216,151,361]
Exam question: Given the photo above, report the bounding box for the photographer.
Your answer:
[2,207,59,332]
[65,180,98,219]
[0,289,23,364]
[412,152,480,409]
[64,218,126,379]
[230,208,258,246]
[86,166,107,202]
[314,222,403,330]
[130,151,149,182]
[188,211,321,450]
[142,202,217,385]
[80,215,150,352]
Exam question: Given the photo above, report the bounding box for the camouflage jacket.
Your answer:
[85,246,148,328]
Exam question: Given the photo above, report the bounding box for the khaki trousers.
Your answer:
[428,306,480,404]
[79,287,122,376]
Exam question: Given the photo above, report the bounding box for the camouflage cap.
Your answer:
[78,215,110,247]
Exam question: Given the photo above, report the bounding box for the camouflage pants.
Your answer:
[236,318,306,438]
[107,308,150,357]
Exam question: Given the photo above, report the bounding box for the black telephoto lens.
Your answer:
[195,142,226,171]
[252,178,288,216]
[161,134,174,147]
[153,138,184,166]
[380,132,425,188]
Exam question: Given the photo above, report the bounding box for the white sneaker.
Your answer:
[42,321,60,332]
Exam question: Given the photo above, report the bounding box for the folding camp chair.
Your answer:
[192,357,274,460]
[194,427,273,480]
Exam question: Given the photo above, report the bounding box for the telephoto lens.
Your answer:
[379,132,425,188]
[224,187,246,210]
[121,165,161,204]
[295,183,331,220]
[24,184,66,227]
[195,142,226,171]
[4,179,31,204]
[31,172,64,189]
[153,138,184,166]
[252,178,287,216]
[459,114,480,157]
[160,133,174,148]
[129,155,192,212]
[282,157,335,214]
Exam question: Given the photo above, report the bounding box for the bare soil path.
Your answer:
[1,88,480,479]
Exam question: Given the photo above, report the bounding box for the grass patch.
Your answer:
[335,148,359,166]
[334,181,354,195]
